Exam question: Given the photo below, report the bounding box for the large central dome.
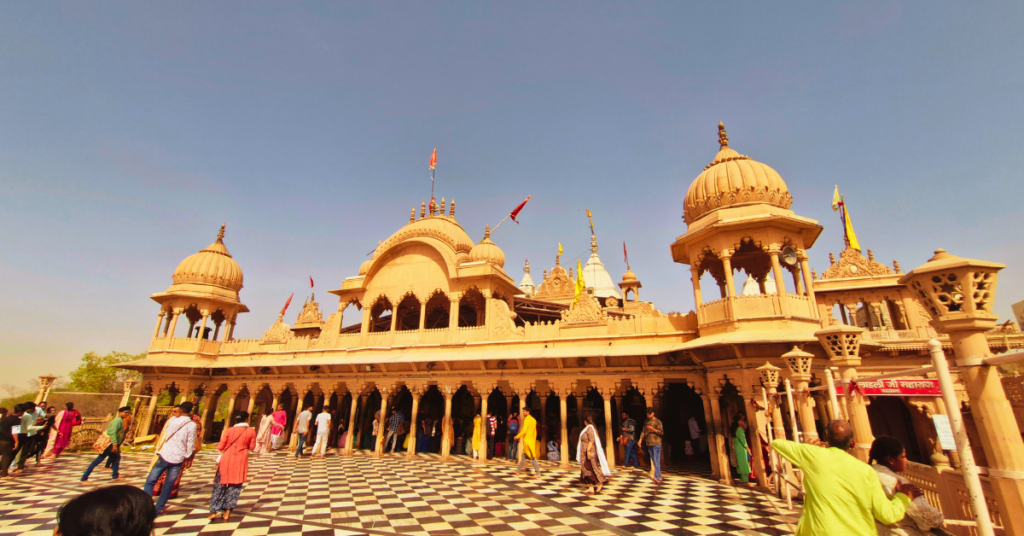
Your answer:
[683,123,793,224]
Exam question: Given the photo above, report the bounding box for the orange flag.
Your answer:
[280,293,294,317]
[429,148,437,170]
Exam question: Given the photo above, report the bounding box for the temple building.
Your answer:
[122,123,1024,488]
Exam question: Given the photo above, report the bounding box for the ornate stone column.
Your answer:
[769,247,787,295]
[720,251,735,297]
[223,389,238,429]
[815,322,872,462]
[344,388,362,455]
[167,309,181,338]
[708,388,731,485]
[196,310,210,340]
[440,384,456,460]
[739,371,768,489]
[199,390,217,442]
[593,382,617,471]
[140,384,160,437]
[700,391,722,480]
[353,394,369,453]
[406,383,425,460]
[504,391,514,458]
[120,379,138,407]
[35,375,57,405]
[374,385,391,457]
[784,347,820,444]
[477,384,490,465]
[901,250,1024,533]
[152,311,166,340]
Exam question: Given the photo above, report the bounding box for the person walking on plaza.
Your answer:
[270,404,287,450]
[311,407,332,457]
[80,406,131,484]
[294,405,312,458]
[577,415,611,494]
[507,412,520,461]
[151,402,203,501]
[384,408,404,454]
[253,410,274,455]
[620,412,638,470]
[471,412,483,460]
[209,411,256,523]
[12,402,45,474]
[642,407,664,483]
[869,436,946,536]
[771,420,918,536]
[486,411,497,459]
[37,406,57,461]
[0,406,22,479]
[732,413,752,485]
[49,402,82,459]
[514,406,541,478]
[143,402,197,516]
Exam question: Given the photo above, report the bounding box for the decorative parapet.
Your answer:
[821,247,894,280]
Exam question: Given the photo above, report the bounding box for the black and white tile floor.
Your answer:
[0,447,799,536]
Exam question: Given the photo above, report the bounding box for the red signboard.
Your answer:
[835,379,941,397]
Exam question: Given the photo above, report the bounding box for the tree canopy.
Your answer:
[66,351,144,393]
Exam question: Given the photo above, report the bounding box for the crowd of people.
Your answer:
[9,394,958,535]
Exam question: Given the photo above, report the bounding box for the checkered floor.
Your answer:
[0,446,800,536]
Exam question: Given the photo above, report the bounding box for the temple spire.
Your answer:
[718,121,729,148]
[217,223,226,242]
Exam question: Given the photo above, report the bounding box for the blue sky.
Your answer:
[2,2,1022,390]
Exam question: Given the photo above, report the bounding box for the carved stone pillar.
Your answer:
[120,379,138,407]
[708,389,731,485]
[477,386,490,465]
[152,311,166,340]
[740,371,768,489]
[199,391,217,442]
[167,310,180,338]
[406,383,424,460]
[374,385,391,457]
[769,248,787,295]
[602,389,616,471]
[197,311,210,340]
[558,391,569,470]
[141,384,160,437]
[353,394,369,453]
[344,389,362,455]
[224,389,238,429]
[440,384,455,460]
[700,393,722,480]
[784,347,820,444]
[720,252,735,298]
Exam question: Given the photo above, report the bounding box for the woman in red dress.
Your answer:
[209,411,256,523]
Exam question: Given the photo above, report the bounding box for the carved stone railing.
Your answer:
[902,461,1002,535]
[65,417,113,451]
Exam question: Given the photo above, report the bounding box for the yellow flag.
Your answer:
[844,204,862,251]
[558,242,563,256]
[574,259,585,303]
[586,209,592,218]
[831,185,841,212]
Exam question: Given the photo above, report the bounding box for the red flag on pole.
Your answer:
[309,276,314,288]
[429,148,437,170]
[280,293,294,317]
[623,241,628,265]
[510,196,532,224]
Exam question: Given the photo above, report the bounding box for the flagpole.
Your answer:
[491,213,512,234]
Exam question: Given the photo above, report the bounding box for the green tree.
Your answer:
[66,351,145,393]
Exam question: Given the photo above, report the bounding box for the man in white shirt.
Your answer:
[311,407,332,457]
[688,416,703,453]
[294,406,313,459]
[143,402,197,516]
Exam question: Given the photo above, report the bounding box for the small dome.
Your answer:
[622,268,637,282]
[171,224,243,291]
[378,214,474,259]
[359,257,373,276]
[468,225,505,268]
[683,122,793,223]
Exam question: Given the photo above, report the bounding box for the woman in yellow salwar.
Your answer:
[514,406,541,477]
[471,413,482,459]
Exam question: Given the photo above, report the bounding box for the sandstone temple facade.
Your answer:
[122,123,1024,488]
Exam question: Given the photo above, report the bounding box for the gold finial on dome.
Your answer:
[484,223,491,239]
[218,223,226,240]
[440,197,446,214]
[718,121,729,148]
[524,259,530,273]
[450,199,455,217]
[409,208,416,223]
[420,202,426,219]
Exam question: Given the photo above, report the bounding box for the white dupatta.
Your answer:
[576,424,611,477]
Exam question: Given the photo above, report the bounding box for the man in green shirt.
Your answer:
[80,406,131,484]
[771,420,919,536]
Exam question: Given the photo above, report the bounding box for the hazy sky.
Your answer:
[3,2,1023,390]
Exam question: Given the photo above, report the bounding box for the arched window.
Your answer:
[458,289,486,327]
[369,296,393,332]
[395,294,421,331]
[424,291,451,329]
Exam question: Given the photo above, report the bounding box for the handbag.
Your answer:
[92,432,112,453]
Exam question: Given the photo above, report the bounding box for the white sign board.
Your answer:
[932,414,956,451]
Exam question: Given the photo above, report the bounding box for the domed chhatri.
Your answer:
[622,268,637,282]
[683,122,793,224]
[468,224,505,268]
[171,224,244,292]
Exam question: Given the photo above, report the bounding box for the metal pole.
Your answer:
[490,213,512,234]
[823,368,842,420]
[784,379,801,443]
[929,339,994,536]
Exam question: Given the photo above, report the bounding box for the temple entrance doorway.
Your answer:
[420,386,445,453]
[486,388,507,457]
[661,383,706,462]
[867,396,924,463]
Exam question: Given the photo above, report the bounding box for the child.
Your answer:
[685,440,694,462]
